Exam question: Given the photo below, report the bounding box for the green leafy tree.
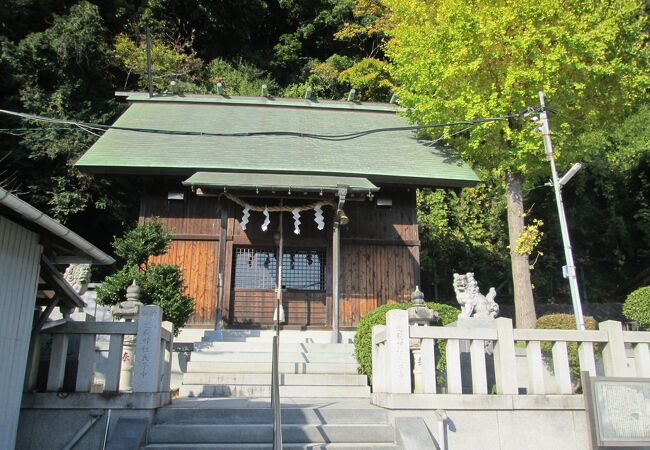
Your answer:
[207,58,278,96]
[386,0,650,327]
[623,286,650,329]
[418,178,510,302]
[113,33,204,92]
[97,218,194,333]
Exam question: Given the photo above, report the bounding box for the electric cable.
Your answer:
[0,107,534,142]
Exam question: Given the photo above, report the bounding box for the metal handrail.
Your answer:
[271,334,282,449]
[272,206,283,450]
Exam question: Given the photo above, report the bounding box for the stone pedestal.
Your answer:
[408,286,438,394]
[110,281,143,392]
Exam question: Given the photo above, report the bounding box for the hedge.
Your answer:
[623,286,650,330]
[353,302,459,382]
[535,313,597,381]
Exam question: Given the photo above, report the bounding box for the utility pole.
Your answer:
[538,91,586,330]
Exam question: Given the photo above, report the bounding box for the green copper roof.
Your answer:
[183,172,379,193]
[76,95,480,187]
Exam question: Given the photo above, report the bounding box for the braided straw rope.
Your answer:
[222,192,336,212]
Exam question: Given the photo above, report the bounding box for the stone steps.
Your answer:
[186,361,360,374]
[179,328,366,399]
[154,407,388,425]
[193,342,355,353]
[183,373,368,386]
[189,351,357,363]
[179,384,371,398]
[202,330,356,344]
[147,423,395,445]
[145,443,399,449]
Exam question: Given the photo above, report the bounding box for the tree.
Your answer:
[96,218,194,333]
[385,0,649,327]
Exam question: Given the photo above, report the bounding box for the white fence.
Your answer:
[27,305,173,394]
[372,310,650,396]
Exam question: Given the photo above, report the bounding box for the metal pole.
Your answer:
[146,28,153,98]
[538,91,586,330]
[276,204,283,339]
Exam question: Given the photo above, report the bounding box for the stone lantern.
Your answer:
[110,280,143,391]
[407,286,438,393]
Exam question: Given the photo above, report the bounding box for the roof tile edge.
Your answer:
[115,91,402,113]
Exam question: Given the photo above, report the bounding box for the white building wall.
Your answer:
[0,216,42,450]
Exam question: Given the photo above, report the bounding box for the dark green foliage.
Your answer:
[138,263,195,332]
[418,180,509,303]
[623,286,650,330]
[354,302,459,382]
[535,314,598,381]
[112,217,171,267]
[96,220,193,334]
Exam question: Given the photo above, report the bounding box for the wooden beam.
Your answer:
[172,234,220,241]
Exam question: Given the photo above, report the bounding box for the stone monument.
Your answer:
[110,281,143,391]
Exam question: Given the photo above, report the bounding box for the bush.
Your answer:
[535,313,597,381]
[354,302,459,382]
[623,286,650,330]
[96,219,194,334]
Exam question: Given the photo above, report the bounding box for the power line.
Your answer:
[0,107,531,142]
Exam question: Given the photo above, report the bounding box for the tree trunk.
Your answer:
[505,172,537,328]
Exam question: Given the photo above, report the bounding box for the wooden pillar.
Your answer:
[332,220,340,342]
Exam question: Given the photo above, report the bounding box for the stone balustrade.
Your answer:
[372,310,650,397]
[28,305,173,395]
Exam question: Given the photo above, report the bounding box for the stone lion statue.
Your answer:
[63,263,91,295]
[453,272,499,320]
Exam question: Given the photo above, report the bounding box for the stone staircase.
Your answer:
[141,330,399,449]
[179,329,371,398]
[143,399,399,449]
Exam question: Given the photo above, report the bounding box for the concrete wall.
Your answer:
[389,409,589,450]
[16,409,154,450]
[0,216,42,450]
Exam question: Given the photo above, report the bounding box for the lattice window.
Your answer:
[233,247,326,291]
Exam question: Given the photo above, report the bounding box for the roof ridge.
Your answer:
[115,92,401,113]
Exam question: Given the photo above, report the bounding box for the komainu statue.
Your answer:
[453,272,499,320]
[63,263,91,295]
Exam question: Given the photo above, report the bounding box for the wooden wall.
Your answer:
[140,188,222,326]
[140,183,419,328]
[338,188,420,327]
[148,239,219,326]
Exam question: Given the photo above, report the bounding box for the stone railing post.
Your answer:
[492,317,518,394]
[160,321,174,392]
[386,309,411,393]
[599,320,631,376]
[372,325,387,393]
[133,305,163,393]
[111,280,143,391]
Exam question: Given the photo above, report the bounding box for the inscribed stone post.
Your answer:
[386,309,411,393]
[133,305,163,392]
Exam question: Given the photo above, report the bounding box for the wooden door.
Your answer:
[229,247,327,327]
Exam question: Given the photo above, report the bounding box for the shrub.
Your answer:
[535,313,597,381]
[96,219,194,334]
[623,286,650,330]
[354,302,459,382]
